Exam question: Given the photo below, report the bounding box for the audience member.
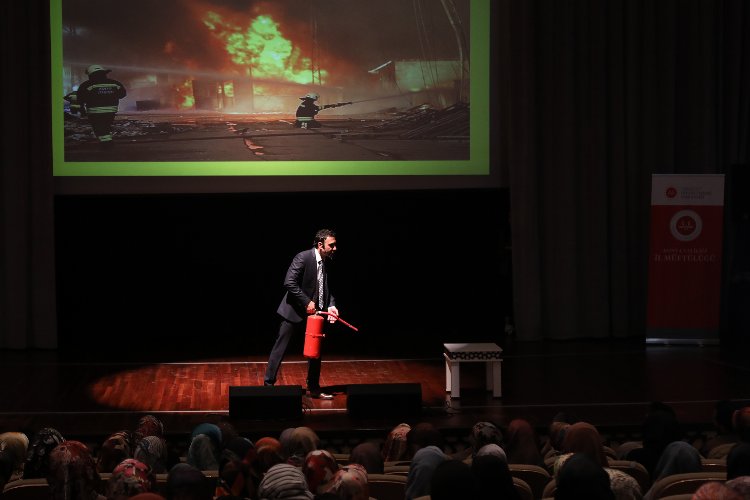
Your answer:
[284,427,320,466]
[405,445,446,500]
[134,415,165,442]
[407,422,444,459]
[726,476,750,498]
[699,400,740,457]
[24,427,66,479]
[252,437,285,477]
[323,463,369,500]
[429,459,478,500]
[643,441,702,500]
[626,402,683,478]
[472,453,520,500]
[466,422,502,462]
[349,442,384,474]
[107,458,157,500]
[98,431,134,473]
[556,422,641,500]
[215,438,256,500]
[555,452,615,500]
[727,442,750,480]
[48,440,106,500]
[734,406,750,442]
[187,423,222,470]
[692,481,742,500]
[256,463,314,500]
[382,423,411,463]
[165,463,212,500]
[302,449,339,495]
[505,418,544,466]
[0,431,29,481]
[134,436,168,474]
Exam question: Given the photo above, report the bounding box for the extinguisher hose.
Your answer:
[315,311,359,332]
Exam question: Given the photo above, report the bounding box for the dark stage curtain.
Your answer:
[1,1,749,347]
[0,1,57,348]
[498,0,750,340]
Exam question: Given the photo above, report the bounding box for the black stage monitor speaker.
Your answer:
[229,385,303,420]
[346,383,422,418]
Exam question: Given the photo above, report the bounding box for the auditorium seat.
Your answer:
[383,464,410,476]
[367,473,407,500]
[645,471,726,499]
[508,463,551,499]
[513,477,534,500]
[608,459,651,493]
[706,442,735,459]
[701,458,727,473]
[1,479,49,500]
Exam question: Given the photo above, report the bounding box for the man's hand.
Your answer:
[327,306,339,323]
[306,301,317,315]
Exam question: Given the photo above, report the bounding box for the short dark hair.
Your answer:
[314,229,336,246]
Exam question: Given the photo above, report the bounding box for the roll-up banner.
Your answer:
[646,174,725,344]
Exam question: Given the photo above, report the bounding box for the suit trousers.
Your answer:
[264,318,322,390]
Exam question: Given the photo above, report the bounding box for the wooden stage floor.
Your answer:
[2,339,750,439]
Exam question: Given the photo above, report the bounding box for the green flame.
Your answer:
[204,11,327,85]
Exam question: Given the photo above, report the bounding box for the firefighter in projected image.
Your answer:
[76,64,126,147]
[294,93,351,129]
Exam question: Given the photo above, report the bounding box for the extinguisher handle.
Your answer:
[316,311,359,332]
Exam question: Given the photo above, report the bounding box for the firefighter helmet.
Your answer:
[86,64,110,76]
[301,93,319,101]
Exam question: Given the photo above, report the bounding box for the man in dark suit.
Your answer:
[264,229,339,399]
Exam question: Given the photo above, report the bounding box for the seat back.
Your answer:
[383,465,411,476]
[647,471,727,499]
[541,478,556,499]
[608,460,651,493]
[509,463,552,500]
[2,479,49,500]
[701,458,727,473]
[707,443,736,459]
[512,477,534,500]
[367,473,407,500]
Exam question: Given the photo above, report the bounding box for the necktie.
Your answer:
[317,260,324,311]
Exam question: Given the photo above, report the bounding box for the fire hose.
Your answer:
[303,311,359,359]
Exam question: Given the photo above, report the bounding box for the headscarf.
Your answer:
[24,428,65,479]
[555,453,614,500]
[135,415,165,441]
[476,443,507,462]
[727,476,750,498]
[256,463,313,500]
[190,423,222,451]
[134,436,168,474]
[323,463,369,500]
[107,458,156,500]
[253,437,284,476]
[405,445,446,500]
[216,439,256,500]
[302,449,339,494]
[470,422,503,457]
[505,418,543,466]
[692,481,743,500]
[47,441,102,500]
[285,427,320,465]
[727,441,750,479]
[97,431,133,473]
[549,422,571,452]
[188,434,219,471]
[408,422,444,452]
[382,423,411,462]
[166,463,212,500]
[0,432,29,476]
[560,422,607,467]
[472,454,520,500]
[429,459,478,500]
[349,442,384,474]
[650,440,702,483]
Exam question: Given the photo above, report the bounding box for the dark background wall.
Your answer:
[54,188,511,358]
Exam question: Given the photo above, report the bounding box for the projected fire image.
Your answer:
[60,0,473,164]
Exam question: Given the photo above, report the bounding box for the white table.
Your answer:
[443,343,503,398]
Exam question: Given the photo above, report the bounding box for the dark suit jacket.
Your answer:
[276,248,335,323]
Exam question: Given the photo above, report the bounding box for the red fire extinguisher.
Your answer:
[303,311,359,359]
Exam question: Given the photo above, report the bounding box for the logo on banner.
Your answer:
[670,210,702,242]
[666,187,677,198]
